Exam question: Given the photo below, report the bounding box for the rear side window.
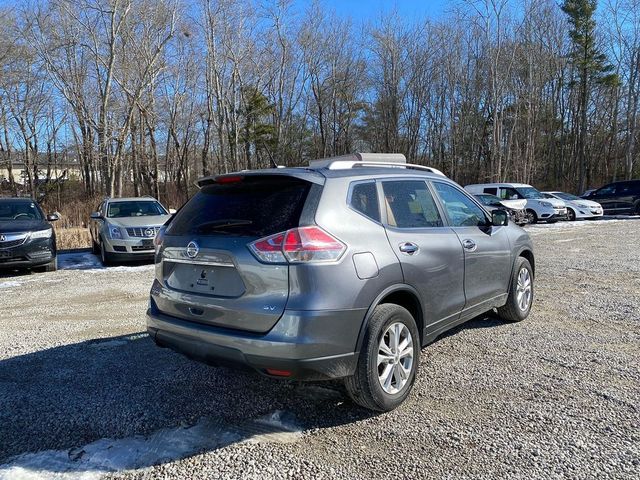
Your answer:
[350,182,380,222]
[166,176,312,237]
[382,180,443,228]
[483,187,498,195]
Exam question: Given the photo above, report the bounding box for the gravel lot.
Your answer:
[1,219,639,479]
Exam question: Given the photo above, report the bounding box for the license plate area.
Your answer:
[141,239,154,248]
[163,262,246,298]
[0,251,12,259]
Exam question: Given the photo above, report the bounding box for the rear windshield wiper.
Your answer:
[194,219,254,233]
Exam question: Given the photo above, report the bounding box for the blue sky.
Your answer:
[319,0,450,21]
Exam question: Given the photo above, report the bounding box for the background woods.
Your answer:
[0,0,639,221]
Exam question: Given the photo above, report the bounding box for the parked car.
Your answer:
[542,191,603,221]
[147,153,535,412]
[0,197,58,272]
[465,183,566,224]
[582,180,640,216]
[89,197,174,265]
[473,193,528,225]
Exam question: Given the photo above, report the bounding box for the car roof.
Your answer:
[0,197,36,203]
[106,197,158,203]
[467,183,531,188]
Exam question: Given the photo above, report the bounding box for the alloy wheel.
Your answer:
[516,267,532,312]
[377,322,414,395]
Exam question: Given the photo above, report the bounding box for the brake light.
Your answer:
[249,226,346,264]
[216,175,244,184]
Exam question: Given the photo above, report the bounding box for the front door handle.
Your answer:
[399,242,419,255]
[462,239,477,252]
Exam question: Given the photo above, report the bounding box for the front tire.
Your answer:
[100,240,113,266]
[345,304,420,412]
[525,209,538,224]
[567,208,576,221]
[34,258,57,273]
[497,257,534,323]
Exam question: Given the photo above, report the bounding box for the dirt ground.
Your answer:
[0,218,638,479]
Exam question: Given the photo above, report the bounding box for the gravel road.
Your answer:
[1,218,638,479]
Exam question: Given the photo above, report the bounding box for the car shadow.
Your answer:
[0,333,372,475]
[433,312,508,343]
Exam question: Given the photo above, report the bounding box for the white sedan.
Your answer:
[543,191,603,221]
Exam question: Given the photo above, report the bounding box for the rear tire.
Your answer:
[634,201,640,216]
[525,209,537,224]
[497,257,534,323]
[345,304,420,412]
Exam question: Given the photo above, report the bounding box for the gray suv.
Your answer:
[147,154,535,411]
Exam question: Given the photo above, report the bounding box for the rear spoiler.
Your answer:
[195,170,325,189]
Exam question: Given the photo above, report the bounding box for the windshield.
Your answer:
[0,201,44,221]
[553,192,581,201]
[477,194,502,206]
[107,201,167,218]
[516,187,544,199]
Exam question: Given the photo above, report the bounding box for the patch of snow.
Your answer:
[0,281,22,289]
[57,252,153,273]
[57,252,103,271]
[525,216,639,234]
[0,411,301,480]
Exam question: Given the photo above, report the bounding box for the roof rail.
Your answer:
[308,153,445,177]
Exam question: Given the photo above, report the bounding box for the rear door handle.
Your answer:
[399,242,419,255]
[462,239,477,252]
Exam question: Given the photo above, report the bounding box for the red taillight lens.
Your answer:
[249,226,346,264]
[215,175,244,184]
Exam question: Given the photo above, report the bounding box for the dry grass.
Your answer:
[55,226,92,250]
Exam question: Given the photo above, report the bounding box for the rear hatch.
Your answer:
[155,175,317,333]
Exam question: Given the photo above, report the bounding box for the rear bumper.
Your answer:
[146,305,364,380]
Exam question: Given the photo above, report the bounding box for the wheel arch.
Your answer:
[355,284,425,352]
[518,248,535,277]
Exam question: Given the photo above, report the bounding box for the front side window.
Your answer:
[381,180,443,228]
[433,182,488,227]
[107,201,167,218]
[350,182,380,222]
[499,187,523,200]
[597,184,616,195]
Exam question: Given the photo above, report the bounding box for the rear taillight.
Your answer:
[154,226,166,252]
[249,226,346,264]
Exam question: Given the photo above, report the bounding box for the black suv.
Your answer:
[583,179,640,215]
[0,198,59,272]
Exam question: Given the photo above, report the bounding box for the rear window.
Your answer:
[166,176,312,237]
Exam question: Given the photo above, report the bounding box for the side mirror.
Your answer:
[492,210,509,226]
[47,213,60,222]
[90,212,102,220]
[168,208,177,214]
